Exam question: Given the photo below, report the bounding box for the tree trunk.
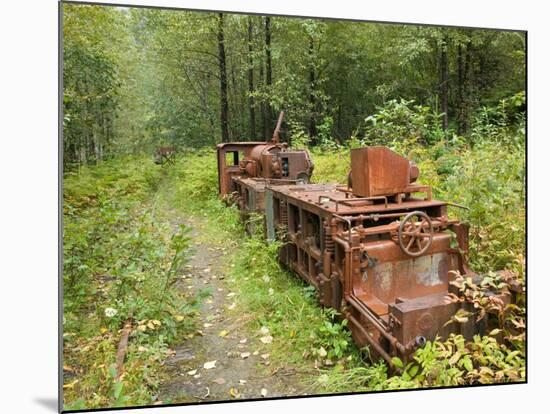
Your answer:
[457,44,465,134]
[93,128,100,162]
[229,55,239,138]
[259,47,268,139]
[439,38,449,131]
[464,41,473,133]
[265,17,273,132]
[247,17,256,139]
[217,13,230,142]
[457,39,473,135]
[308,35,317,141]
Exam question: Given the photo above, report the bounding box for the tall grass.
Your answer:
[63,157,202,410]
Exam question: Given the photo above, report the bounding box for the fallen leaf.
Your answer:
[241,352,251,359]
[175,315,185,322]
[253,350,259,356]
[260,326,270,335]
[187,369,197,376]
[260,335,273,344]
[213,377,226,385]
[261,353,270,360]
[239,338,247,344]
[203,360,217,369]
[239,379,247,385]
[219,330,229,338]
[261,388,268,397]
[193,373,201,379]
[203,323,213,328]
[318,347,327,357]
[138,346,148,353]
[229,388,241,398]
[227,292,236,298]
[228,303,236,310]
[63,379,79,389]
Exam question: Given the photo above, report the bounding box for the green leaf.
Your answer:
[391,357,403,368]
[113,381,123,399]
[408,364,419,378]
[449,351,461,365]
[108,363,117,378]
[462,356,473,372]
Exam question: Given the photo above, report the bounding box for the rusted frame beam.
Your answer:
[317,195,388,211]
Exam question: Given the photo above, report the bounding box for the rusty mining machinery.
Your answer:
[215,116,515,366]
[263,146,516,365]
[216,111,314,231]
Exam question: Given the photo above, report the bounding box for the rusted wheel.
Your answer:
[398,211,433,257]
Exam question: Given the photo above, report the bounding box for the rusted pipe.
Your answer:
[271,111,285,144]
[333,214,353,245]
[333,234,351,252]
[344,310,397,368]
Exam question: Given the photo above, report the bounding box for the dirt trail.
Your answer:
[158,213,309,403]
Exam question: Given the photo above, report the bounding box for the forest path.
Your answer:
[155,174,309,404]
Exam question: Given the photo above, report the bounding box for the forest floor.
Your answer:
[157,181,313,404]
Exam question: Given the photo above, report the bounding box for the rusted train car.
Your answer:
[217,131,507,365]
[264,146,487,364]
[217,112,314,231]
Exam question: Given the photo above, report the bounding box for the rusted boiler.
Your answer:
[265,146,489,364]
[217,112,314,229]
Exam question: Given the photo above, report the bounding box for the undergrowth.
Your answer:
[63,157,204,410]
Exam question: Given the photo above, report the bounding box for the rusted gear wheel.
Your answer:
[398,211,434,257]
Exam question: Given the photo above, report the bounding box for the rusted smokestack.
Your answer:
[271,111,285,144]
